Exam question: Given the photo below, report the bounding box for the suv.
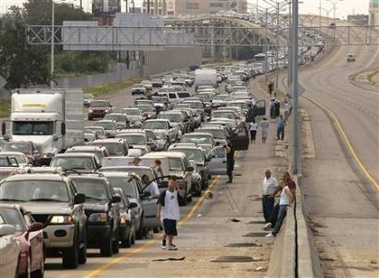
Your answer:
[65,145,109,165]
[347,53,355,62]
[87,138,129,156]
[131,84,147,96]
[50,153,102,172]
[0,173,87,269]
[2,141,40,166]
[88,100,113,120]
[69,175,121,257]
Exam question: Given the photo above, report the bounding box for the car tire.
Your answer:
[78,240,87,264]
[100,235,113,257]
[112,237,120,254]
[62,236,79,269]
[193,185,202,197]
[121,233,132,248]
[88,116,93,121]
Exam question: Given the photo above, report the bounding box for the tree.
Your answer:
[0,6,50,89]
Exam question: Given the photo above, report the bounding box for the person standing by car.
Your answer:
[224,139,235,184]
[249,119,258,144]
[141,174,160,201]
[156,177,181,250]
[265,177,293,238]
[259,117,269,143]
[262,169,278,223]
[277,115,286,140]
[152,158,164,177]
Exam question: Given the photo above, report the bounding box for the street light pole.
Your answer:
[50,0,55,89]
[326,0,343,24]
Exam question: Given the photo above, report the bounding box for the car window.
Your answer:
[143,121,168,129]
[0,180,70,202]
[51,157,95,170]
[106,177,139,199]
[169,158,183,171]
[169,93,176,99]
[72,178,109,200]
[211,147,225,158]
[0,208,27,232]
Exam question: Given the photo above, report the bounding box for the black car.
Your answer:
[70,175,121,257]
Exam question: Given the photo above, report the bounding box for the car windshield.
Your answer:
[198,129,225,139]
[71,178,109,200]
[171,149,203,163]
[228,102,248,109]
[0,208,27,231]
[106,177,138,199]
[137,105,152,112]
[66,149,105,161]
[3,142,33,155]
[94,143,124,156]
[212,112,235,119]
[213,95,228,101]
[94,121,116,130]
[197,94,212,102]
[116,135,146,145]
[181,135,213,144]
[158,114,182,123]
[143,121,168,129]
[91,101,109,107]
[122,109,140,115]
[0,154,27,165]
[51,157,95,170]
[104,114,125,122]
[85,128,104,137]
[185,102,203,109]
[12,121,54,136]
[169,158,183,171]
[0,180,70,202]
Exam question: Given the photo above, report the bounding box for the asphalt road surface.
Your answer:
[283,42,379,276]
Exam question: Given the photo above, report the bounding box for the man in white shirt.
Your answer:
[156,177,180,250]
[262,169,278,223]
[141,174,160,200]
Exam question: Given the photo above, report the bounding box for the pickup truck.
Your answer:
[0,173,87,269]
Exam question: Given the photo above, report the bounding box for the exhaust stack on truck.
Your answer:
[2,89,84,164]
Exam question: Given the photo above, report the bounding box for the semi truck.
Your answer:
[2,89,84,164]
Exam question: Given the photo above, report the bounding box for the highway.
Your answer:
[280,41,379,275]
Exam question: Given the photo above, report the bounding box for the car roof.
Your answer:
[4,173,67,182]
[91,138,126,143]
[0,151,27,156]
[142,151,186,159]
[67,145,106,151]
[54,152,97,158]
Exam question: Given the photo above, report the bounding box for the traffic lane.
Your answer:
[299,98,379,277]
[79,125,284,277]
[43,189,208,277]
[300,46,379,183]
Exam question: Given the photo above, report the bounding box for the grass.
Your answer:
[0,99,11,118]
[83,77,146,97]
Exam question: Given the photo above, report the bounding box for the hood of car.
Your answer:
[21,202,74,214]
[83,201,108,212]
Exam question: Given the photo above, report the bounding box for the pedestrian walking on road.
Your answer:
[224,138,235,183]
[156,177,182,250]
[270,99,276,119]
[262,169,278,223]
[277,115,285,140]
[268,81,274,96]
[265,178,293,238]
[259,117,269,143]
[249,119,258,144]
[274,99,280,118]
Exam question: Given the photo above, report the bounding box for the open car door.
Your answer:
[253,100,266,117]
[230,126,249,151]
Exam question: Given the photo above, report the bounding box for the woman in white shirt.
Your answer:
[249,119,258,144]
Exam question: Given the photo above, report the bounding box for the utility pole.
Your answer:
[265,8,268,82]
[326,0,343,24]
[291,0,299,174]
[275,1,280,92]
[50,0,55,89]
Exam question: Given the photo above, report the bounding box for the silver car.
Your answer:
[0,223,20,277]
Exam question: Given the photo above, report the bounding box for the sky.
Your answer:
[0,0,371,20]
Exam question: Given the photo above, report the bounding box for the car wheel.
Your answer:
[78,238,87,264]
[131,231,136,245]
[121,232,132,248]
[62,236,79,269]
[88,116,93,121]
[194,184,202,197]
[100,235,113,257]
[112,237,120,254]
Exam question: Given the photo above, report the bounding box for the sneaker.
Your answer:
[160,240,166,249]
[265,232,275,238]
[167,244,178,250]
[263,223,272,231]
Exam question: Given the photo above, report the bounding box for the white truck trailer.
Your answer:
[194,68,218,90]
[2,89,84,164]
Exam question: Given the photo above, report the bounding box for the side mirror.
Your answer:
[4,134,11,141]
[29,222,44,232]
[53,135,59,141]
[74,193,85,204]
[1,122,6,136]
[112,195,121,203]
[128,202,138,209]
[61,122,66,136]
[186,166,194,172]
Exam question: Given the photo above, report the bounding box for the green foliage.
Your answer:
[84,77,146,97]
[0,100,11,118]
[54,52,113,75]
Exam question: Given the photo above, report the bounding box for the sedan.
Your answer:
[0,204,45,278]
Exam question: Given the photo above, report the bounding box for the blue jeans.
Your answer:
[262,195,275,223]
[272,205,288,236]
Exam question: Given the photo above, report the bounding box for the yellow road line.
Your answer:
[84,175,222,278]
[305,96,379,190]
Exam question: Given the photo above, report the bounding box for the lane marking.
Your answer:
[84,175,222,278]
[304,96,379,190]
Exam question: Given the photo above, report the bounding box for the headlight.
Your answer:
[88,213,108,223]
[42,152,54,158]
[50,215,74,224]
[105,109,109,113]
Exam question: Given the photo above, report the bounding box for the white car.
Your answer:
[347,53,355,62]
[0,223,21,277]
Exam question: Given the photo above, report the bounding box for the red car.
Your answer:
[0,204,45,278]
